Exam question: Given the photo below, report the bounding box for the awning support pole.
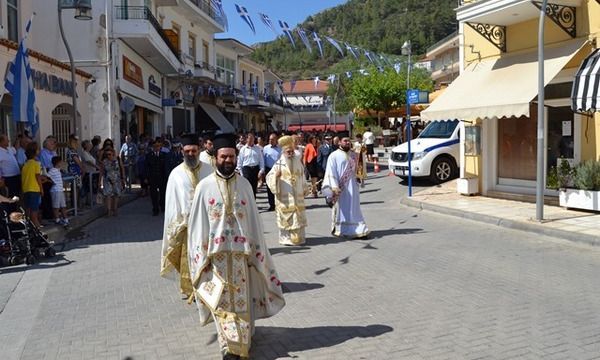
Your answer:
[536,0,548,221]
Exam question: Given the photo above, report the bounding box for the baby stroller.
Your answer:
[0,205,56,266]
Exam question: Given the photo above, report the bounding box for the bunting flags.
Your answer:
[235,4,255,34]
[325,36,344,57]
[345,42,359,59]
[4,16,38,135]
[364,49,375,64]
[296,28,312,53]
[258,13,277,34]
[314,76,320,89]
[394,63,402,74]
[312,32,324,59]
[279,20,296,48]
[327,74,336,84]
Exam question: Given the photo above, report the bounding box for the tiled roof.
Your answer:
[282,80,329,94]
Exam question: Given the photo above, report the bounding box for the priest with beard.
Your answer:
[266,135,308,246]
[160,133,213,299]
[322,136,370,239]
[187,133,285,360]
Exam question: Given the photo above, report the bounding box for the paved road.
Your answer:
[2,172,600,359]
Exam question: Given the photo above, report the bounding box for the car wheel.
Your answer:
[430,157,456,184]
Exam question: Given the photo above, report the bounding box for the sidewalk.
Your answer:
[401,179,600,246]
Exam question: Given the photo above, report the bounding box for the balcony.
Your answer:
[457,0,581,26]
[195,62,218,81]
[154,0,226,33]
[114,6,182,74]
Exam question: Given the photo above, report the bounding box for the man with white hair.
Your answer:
[266,135,307,245]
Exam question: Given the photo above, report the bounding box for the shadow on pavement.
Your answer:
[361,201,385,205]
[281,282,324,293]
[368,228,425,239]
[360,188,381,194]
[0,254,75,274]
[251,324,394,359]
[269,246,311,256]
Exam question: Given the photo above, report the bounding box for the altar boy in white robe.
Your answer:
[322,136,370,239]
[265,135,308,245]
[161,134,213,298]
[188,133,285,360]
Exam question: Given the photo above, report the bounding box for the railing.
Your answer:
[188,0,228,28]
[114,6,181,61]
[195,61,217,74]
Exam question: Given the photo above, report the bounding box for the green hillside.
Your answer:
[250,0,458,79]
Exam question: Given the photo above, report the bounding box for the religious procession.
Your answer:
[160,130,371,359]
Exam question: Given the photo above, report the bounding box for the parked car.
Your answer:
[388,119,460,184]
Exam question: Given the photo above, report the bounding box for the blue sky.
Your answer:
[215,0,348,46]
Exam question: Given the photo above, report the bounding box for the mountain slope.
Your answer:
[250,0,458,79]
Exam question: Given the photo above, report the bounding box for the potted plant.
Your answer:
[557,159,600,212]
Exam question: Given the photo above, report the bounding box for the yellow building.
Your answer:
[422,0,600,197]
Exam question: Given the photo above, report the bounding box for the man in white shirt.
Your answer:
[363,127,376,162]
[236,132,264,198]
[0,134,21,196]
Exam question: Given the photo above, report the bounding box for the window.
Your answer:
[202,41,209,64]
[256,75,260,88]
[216,54,236,87]
[242,70,246,87]
[249,73,253,86]
[188,33,196,62]
[7,0,18,42]
[171,22,181,52]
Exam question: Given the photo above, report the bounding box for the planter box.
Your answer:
[457,177,479,195]
[559,189,600,212]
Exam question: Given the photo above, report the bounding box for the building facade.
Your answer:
[422,0,600,197]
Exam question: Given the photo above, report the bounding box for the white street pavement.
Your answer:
[2,173,600,359]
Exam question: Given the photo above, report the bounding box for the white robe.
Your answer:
[187,172,285,356]
[160,160,213,296]
[322,149,370,238]
[199,150,215,168]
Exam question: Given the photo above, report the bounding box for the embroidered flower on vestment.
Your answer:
[208,198,215,206]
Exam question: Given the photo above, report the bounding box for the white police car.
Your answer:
[388,119,460,184]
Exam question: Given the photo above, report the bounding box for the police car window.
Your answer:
[418,120,459,139]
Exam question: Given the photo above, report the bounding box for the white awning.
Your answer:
[198,102,235,133]
[120,93,163,114]
[421,38,588,121]
[572,48,600,113]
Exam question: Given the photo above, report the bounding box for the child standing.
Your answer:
[21,142,43,228]
[48,156,69,226]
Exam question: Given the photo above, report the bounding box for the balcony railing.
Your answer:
[196,61,217,74]
[114,6,181,61]
[188,0,228,29]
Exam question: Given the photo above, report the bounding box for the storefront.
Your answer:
[421,38,594,196]
[117,42,163,142]
[0,39,91,147]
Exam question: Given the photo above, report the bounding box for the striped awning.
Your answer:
[571,49,600,113]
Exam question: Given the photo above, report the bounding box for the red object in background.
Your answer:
[287,124,346,132]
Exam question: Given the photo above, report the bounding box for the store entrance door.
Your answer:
[546,106,575,182]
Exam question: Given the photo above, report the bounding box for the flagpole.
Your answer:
[58,5,78,134]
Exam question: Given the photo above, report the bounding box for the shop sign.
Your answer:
[30,69,74,96]
[148,75,161,97]
[123,56,144,89]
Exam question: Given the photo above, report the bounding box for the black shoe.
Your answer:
[223,354,240,360]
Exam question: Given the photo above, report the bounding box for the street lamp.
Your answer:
[536,0,548,221]
[401,40,413,197]
[58,0,93,135]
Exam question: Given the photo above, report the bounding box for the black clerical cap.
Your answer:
[213,133,237,152]
[180,133,199,146]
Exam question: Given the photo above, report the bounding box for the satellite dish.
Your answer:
[120,96,135,113]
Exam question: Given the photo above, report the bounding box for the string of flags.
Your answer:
[228,2,401,69]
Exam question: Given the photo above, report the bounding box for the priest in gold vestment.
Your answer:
[266,135,308,246]
[188,133,285,359]
[160,134,213,298]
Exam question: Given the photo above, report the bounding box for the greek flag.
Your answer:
[345,43,359,60]
[314,76,320,89]
[210,0,228,30]
[296,28,312,53]
[325,36,345,57]
[4,17,38,135]
[363,49,375,64]
[279,21,296,48]
[394,63,402,74]
[235,4,255,34]
[313,32,324,59]
[258,13,277,34]
[327,74,336,84]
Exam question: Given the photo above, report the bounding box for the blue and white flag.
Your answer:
[296,28,312,53]
[377,66,385,73]
[346,71,352,79]
[393,62,402,74]
[252,81,259,97]
[4,16,38,135]
[327,74,336,84]
[345,42,359,60]
[235,4,255,34]
[241,84,248,104]
[313,32,324,59]
[279,21,296,48]
[276,80,284,91]
[258,13,277,34]
[358,69,369,76]
[290,79,297,92]
[314,76,320,89]
[325,36,344,57]
[210,0,228,30]
[363,49,375,64]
